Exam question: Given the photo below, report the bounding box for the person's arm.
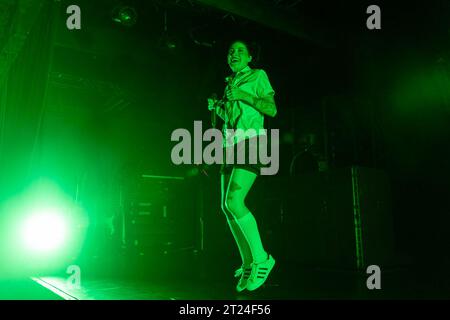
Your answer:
[226,70,277,117]
[241,94,277,118]
[226,90,277,118]
[255,95,277,117]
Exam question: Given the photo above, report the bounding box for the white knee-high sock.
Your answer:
[235,212,268,264]
[227,219,253,266]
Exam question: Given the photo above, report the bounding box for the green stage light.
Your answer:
[21,209,68,254]
[0,179,89,277]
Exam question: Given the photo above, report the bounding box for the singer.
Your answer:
[207,40,277,292]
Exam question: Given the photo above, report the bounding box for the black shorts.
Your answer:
[220,136,267,176]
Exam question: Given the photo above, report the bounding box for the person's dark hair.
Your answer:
[228,39,261,66]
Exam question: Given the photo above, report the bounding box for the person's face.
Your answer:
[227,42,252,73]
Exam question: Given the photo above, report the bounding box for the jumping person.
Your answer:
[208,40,277,292]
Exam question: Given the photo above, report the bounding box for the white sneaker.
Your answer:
[234,267,243,278]
[235,265,252,292]
[246,255,276,291]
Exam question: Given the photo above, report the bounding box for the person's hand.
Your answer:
[225,87,252,103]
[207,98,217,111]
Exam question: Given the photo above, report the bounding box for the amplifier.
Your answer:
[120,174,199,253]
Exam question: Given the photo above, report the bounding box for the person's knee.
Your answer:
[225,195,245,218]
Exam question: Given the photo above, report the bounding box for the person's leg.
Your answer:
[225,168,267,264]
[225,167,276,291]
[221,173,252,267]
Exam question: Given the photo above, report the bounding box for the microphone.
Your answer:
[211,93,217,128]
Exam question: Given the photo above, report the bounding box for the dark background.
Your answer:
[1,0,450,296]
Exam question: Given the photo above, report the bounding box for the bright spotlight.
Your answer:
[21,209,68,254]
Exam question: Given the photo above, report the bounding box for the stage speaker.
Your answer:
[283,166,396,270]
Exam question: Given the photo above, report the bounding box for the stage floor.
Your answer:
[19,266,450,300]
[0,279,64,300]
[2,250,449,300]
